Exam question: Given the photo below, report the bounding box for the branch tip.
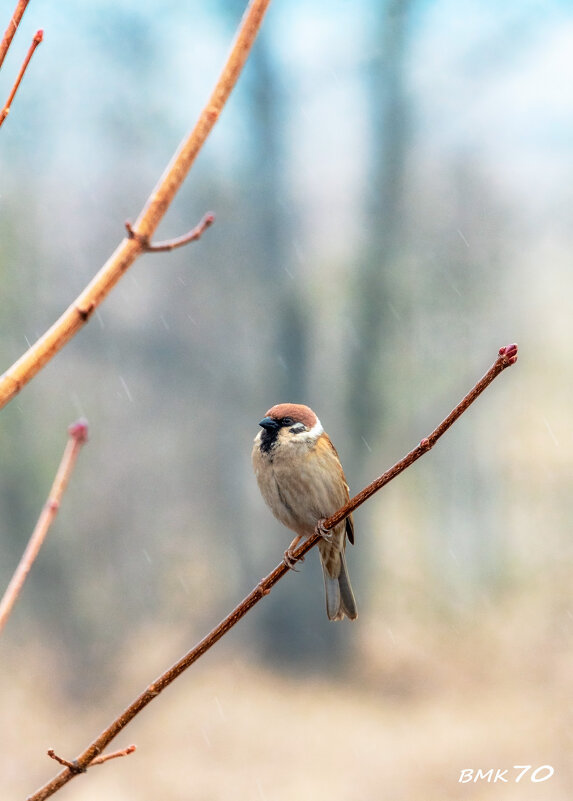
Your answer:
[68,418,89,443]
[91,744,137,766]
[0,415,89,635]
[321,342,520,532]
[0,20,44,130]
[498,342,518,365]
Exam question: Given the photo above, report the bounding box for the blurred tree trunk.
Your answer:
[249,2,416,661]
[249,44,308,403]
[346,0,413,479]
[234,24,337,662]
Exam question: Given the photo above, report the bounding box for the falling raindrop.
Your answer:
[361,436,372,453]
[457,228,470,248]
[214,695,226,721]
[542,416,559,447]
[119,375,133,402]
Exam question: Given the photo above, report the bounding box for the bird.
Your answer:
[252,403,357,621]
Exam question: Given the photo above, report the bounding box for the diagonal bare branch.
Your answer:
[0,28,42,128]
[320,342,519,533]
[0,0,31,70]
[26,344,518,801]
[0,420,88,635]
[0,0,272,412]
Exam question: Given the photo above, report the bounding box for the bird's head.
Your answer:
[256,403,323,453]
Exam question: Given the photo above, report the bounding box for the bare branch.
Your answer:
[0,419,88,635]
[0,28,42,128]
[0,0,272,411]
[90,744,136,767]
[320,342,519,533]
[46,751,86,774]
[125,212,215,253]
[26,344,517,801]
[47,745,136,771]
[0,0,31,70]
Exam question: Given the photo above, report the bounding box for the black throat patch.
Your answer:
[259,426,279,454]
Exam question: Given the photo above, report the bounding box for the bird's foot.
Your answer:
[316,518,333,542]
[283,536,304,571]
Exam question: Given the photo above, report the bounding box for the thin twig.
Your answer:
[0,419,88,635]
[90,744,136,766]
[0,0,31,70]
[0,28,42,128]
[321,342,519,533]
[26,344,517,801]
[0,0,272,411]
[46,751,86,774]
[48,745,136,771]
[125,212,215,253]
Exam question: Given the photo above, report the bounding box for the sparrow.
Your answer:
[252,403,357,621]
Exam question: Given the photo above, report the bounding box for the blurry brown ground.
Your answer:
[4,574,572,801]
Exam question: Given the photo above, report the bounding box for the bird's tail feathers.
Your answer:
[321,549,357,621]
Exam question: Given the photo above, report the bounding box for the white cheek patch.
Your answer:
[307,418,324,439]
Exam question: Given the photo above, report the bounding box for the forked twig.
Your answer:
[125,212,215,253]
[0,0,272,411]
[0,28,43,128]
[48,745,136,771]
[0,0,31,70]
[0,420,88,635]
[26,344,517,801]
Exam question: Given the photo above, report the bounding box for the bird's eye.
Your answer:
[281,417,294,426]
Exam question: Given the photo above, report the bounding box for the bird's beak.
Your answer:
[259,416,279,431]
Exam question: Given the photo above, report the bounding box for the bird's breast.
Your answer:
[253,438,348,537]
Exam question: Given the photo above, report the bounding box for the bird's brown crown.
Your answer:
[265,403,318,429]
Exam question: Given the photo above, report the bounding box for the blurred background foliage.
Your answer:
[1,0,572,798]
